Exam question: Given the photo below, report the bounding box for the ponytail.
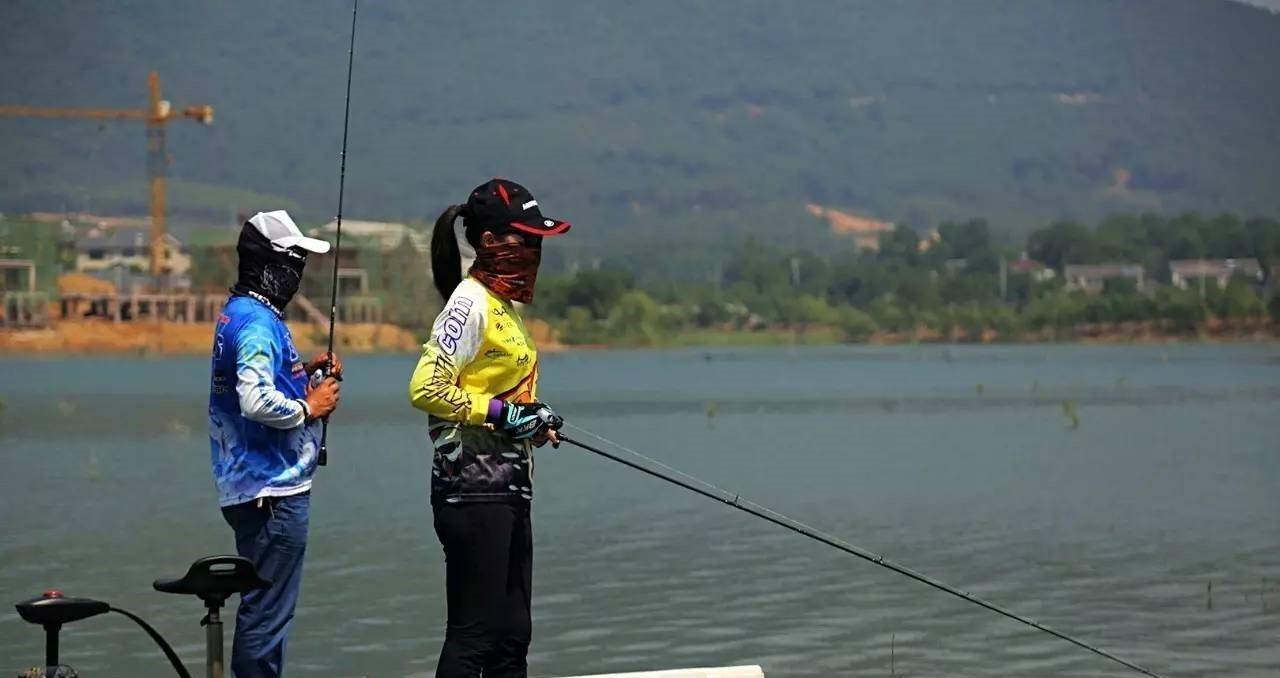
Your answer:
[430,204,465,300]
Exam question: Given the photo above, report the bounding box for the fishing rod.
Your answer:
[318,0,359,467]
[557,430,1167,678]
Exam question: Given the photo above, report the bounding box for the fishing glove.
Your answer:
[489,400,564,440]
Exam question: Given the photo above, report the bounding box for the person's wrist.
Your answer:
[485,398,506,425]
[299,398,312,421]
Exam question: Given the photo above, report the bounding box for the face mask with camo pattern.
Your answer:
[470,239,541,304]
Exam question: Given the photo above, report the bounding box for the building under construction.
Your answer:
[0,71,213,283]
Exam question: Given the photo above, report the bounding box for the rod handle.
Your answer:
[318,421,329,466]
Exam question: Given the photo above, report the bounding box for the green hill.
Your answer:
[3,0,1279,260]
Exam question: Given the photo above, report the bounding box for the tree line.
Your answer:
[529,212,1280,345]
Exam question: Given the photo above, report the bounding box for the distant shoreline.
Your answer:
[1,319,1275,356]
[593,324,1280,350]
[0,320,421,356]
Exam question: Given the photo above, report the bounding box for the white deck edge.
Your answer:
[557,666,765,678]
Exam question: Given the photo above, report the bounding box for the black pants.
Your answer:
[433,502,533,678]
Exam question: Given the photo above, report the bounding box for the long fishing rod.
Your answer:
[557,431,1166,678]
[318,0,359,467]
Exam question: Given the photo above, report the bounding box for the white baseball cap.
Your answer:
[248,210,331,254]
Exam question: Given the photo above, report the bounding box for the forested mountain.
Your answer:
[3,0,1279,261]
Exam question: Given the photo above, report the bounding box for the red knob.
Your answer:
[43,589,64,599]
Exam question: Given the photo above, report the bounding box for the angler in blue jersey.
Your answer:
[208,210,342,678]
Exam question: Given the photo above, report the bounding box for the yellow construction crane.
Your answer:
[0,71,214,280]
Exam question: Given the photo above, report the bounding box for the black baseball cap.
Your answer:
[461,178,571,237]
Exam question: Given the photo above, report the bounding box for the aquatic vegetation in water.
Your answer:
[84,452,101,482]
[974,383,985,396]
[705,401,718,419]
[891,632,896,676]
[167,418,192,440]
[56,398,76,417]
[1061,399,1080,429]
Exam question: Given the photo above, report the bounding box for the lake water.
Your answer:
[0,344,1277,677]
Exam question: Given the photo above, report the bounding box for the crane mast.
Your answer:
[0,71,214,282]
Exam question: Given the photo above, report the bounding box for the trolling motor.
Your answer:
[153,556,271,678]
[15,590,105,677]
[14,589,186,678]
[14,556,268,678]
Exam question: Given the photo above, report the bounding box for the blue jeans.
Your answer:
[221,491,310,678]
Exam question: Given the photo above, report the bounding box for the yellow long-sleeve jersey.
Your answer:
[408,277,539,504]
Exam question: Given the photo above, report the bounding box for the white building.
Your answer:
[1063,264,1145,293]
[76,227,188,275]
[1168,259,1263,290]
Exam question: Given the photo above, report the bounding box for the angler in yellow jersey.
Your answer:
[409,178,569,677]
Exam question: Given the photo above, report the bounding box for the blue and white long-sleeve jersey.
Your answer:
[208,294,319,507]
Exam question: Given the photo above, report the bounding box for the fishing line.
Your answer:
[558,424,1166,678]
[318,0,359,467]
